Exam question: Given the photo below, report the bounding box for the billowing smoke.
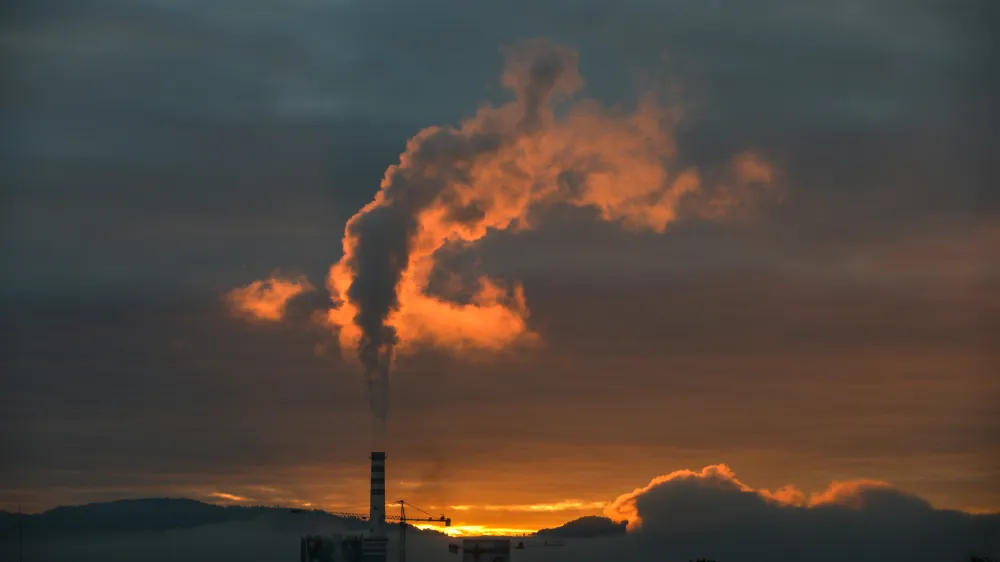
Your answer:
[232,39,777,434]
[324,39,775,432]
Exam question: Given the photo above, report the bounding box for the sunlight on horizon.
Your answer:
[411,523,540,538]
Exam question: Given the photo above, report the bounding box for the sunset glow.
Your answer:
[6,0,995,558]
[410,523,540,538]
[191,465,956,539]
[451,501,607,513]
[208,492,248,502]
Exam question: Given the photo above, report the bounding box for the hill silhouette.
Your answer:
[536,516,627,538]
[0,498,367,539]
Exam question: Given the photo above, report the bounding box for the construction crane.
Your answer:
[393,500,450,562]
[298,502,449,562]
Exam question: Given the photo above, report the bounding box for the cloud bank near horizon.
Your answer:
[592,464,1000,561]
[3,466,997,562]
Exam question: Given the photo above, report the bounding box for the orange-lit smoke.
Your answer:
[225,276,313,322]
[324,39,776,367]
[603,464,894,531]
[228,40,778,434]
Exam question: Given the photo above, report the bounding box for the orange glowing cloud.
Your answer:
[603,465,751,530]
[733,151,776,185]
[603,464,895,531]
[225,276,313,322]
[807,479,897,508]
[208,491,249,503]
[449,501,607,513]
[696,151,782,220]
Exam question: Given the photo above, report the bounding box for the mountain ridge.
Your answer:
[0,498,368,539]
[536,515,627,538]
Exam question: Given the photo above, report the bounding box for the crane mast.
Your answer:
[393,500,450,562]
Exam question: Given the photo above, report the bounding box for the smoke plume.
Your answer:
[232,39,777,432]
[323,39,775,430]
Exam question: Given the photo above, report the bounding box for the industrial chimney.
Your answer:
[362,452,388,562]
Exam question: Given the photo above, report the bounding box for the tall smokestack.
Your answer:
[369,452,386,533]
[362,452,388,562]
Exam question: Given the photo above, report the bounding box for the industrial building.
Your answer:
[301,452,455,562]
[301,452,524,562]
[300,452,387,562]
[301,534,364,562]
[458,538,511,562]
[363,452,389,562]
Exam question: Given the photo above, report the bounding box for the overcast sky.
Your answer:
[1,0,997,533]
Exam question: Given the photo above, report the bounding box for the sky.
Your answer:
[1,0,998,539]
